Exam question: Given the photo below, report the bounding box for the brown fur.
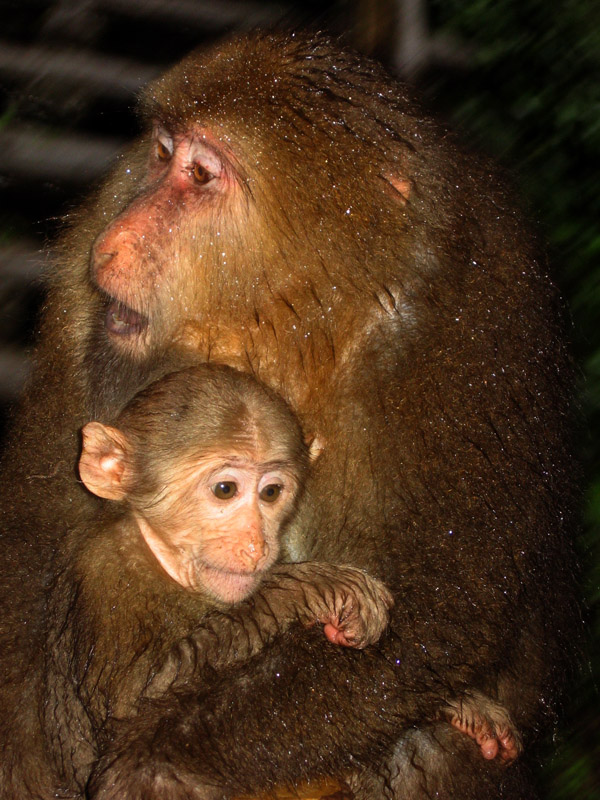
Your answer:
[45,514,393,793]
[0,31,579,800]
[41,364,396,794]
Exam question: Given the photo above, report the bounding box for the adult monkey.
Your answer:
[0,30,578,800]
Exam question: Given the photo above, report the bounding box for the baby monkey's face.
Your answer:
[136,448,302,604]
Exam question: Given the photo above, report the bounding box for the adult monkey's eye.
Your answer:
[213,481,238,500]
[259,484,282,503]
[156,139,172,160]
[193,163,214,185]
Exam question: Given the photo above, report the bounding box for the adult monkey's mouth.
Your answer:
[105,298,148,337]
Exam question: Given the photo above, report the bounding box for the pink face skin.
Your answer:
[78,422,301,606]
[90,124,239,349]
[134,453,299,604]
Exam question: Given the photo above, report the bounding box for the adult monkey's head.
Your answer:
[86,32,437,414]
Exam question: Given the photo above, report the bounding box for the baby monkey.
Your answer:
[79,364,521,764]
[79,364,393,665]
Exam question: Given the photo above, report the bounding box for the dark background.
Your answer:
[0,1,598,796]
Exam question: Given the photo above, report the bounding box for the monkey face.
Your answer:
[134,452,301,604]
[90,123,246,359]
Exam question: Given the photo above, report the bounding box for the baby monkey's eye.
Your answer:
[259,484,282,503]
[213,481,238,500]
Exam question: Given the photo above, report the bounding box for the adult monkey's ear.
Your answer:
[383,173,412,205]
[306,434,324,461]
[79,422,132,501]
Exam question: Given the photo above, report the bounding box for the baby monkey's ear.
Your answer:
[79,422,132,501]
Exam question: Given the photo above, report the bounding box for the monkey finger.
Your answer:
[496,728,522,762]
[323,622,355,648]
[478,736,500,760]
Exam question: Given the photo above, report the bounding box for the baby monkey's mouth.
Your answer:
[105,298,148,337]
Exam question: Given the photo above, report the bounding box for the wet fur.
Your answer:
[0,31,579,799]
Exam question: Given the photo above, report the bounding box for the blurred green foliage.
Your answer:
[428,1,600,796]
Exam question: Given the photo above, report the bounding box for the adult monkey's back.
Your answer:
[0,31,578,800]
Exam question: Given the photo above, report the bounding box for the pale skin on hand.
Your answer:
[444,690,523,763]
